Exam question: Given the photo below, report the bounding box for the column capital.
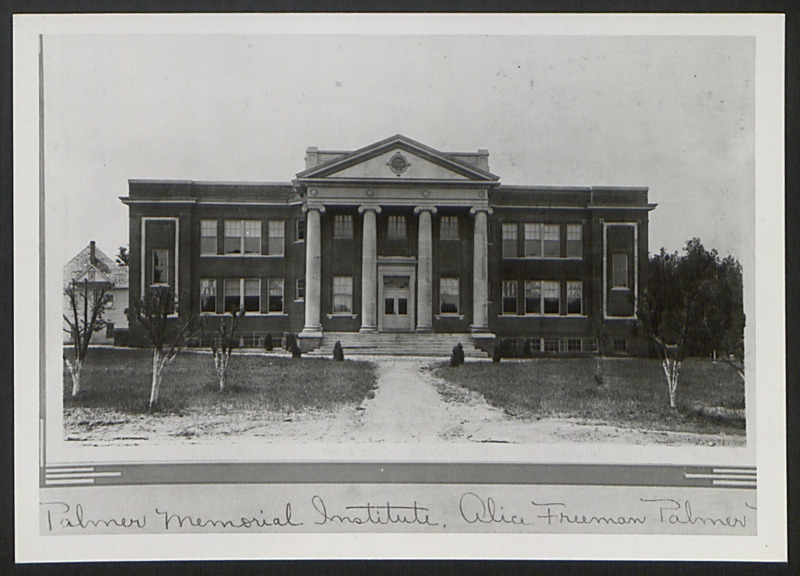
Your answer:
[413,205,438,215]
[469,206,493,216]
[302,204,326,214]
[358,205,382,215]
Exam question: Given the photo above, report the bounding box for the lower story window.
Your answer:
[224,278,261,313]
[267,278,283,313]
[105,322,115,338]
[333,276,353,313]
[200,279,216,313]
[544,339,560,353]
[614,338,628,353]
[502,280,518,314]
[566,338,582,352]
[567,281,583,315]
[542,281,560,315]
[296,278,305,301]
[152,248,169,285]
[439,277,459,314]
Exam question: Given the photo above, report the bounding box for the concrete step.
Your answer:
[308,332,488,357]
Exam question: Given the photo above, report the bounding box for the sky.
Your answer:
[43,32,755,268]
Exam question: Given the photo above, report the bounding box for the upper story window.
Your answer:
[440,216,459,240]
[200,220,217,255]
[566,224,582,258]
[502,223,518,258]
[387,215,406,241]
[334,215,354,239]
[296,219,305,242]
[296,278,305,301]
[523,223,561,258]
[612,253,629,288]
[267,220,284,256]
[224,220,261,255]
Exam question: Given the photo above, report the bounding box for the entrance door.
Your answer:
[382,275,411,331]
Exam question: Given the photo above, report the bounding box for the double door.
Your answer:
[382,275,411,331]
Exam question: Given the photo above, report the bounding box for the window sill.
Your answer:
[327,314,358,319]
[502,256,582,261]
[201,254,284,258]
[435,314,465,320]
[610,287,630,292]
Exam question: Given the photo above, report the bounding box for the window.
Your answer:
[440,216,459,240]
[332,276,353,313]
[523,223,541,257]
[224,220,262,255]
[296,278,305,301]
[333,215,354,239]
[223,278,241,312]
[267,220,284,256]
[106,322,115,338]
[567,281,583,315]
[104,293,115,310]
[201,220,217,255]
[614,338,628,353]
[200,279,216,313]
[524,281,541,315]
[502,223,518,258]
[439,278,459,314]
[224,278,261,313]
[543,224,560,257]
[567,224,582,258]
[267,278,282,313]
[296,219,305,242]
[152,249,169,285]
[544,339,561,353]
[542,281,560,315]
[502,280,518,314]
[612,253,628,288]
[566,338,582,352]
[387,215,406,241]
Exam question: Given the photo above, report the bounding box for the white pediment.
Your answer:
[327,148,472,180]
[73,264,113,285]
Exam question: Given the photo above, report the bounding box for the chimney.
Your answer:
[89,240,96,265]
[305,146,319,169]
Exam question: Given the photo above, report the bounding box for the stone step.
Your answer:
[308,332,487,357]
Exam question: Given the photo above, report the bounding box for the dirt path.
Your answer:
[64,356,745,447]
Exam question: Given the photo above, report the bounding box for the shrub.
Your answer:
[492,339,504,363]
[333,340,345,361]
[264,333,274,352]
[284,332,302,358]
[450,342,465,367]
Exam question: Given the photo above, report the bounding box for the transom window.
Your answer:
[612,253,629,288]
[502,223,518,258]
[440,216,459,240]
[567,281,583,315]
[200,220,217,255]
[223,278,260,313]
[566,224,582,258]
[267,220,284,256]
[332,276,353,313]
[439,278,459,314]
[200,279,216,313]
[502,280,518,315]
[387,215,406,241]
[224,220,261,255]
[333,215,354,239]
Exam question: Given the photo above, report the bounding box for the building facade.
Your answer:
[121,135,655,355]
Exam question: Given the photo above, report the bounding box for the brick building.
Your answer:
[121,135,655,355]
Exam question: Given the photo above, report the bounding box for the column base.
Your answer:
[299,327,324,339]
[415,326,434,333]
[359,325,378,333]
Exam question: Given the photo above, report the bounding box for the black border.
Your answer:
[2,1,797,575]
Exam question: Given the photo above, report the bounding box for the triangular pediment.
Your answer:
[296,135,499,182]
[73,264,113,286]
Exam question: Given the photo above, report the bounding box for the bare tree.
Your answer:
[126,286,197,411]
[200,308,243,392]
[63,279,112,397]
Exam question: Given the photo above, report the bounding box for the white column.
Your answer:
[358,205,381,332]
[470,206,492,333]
[301,205,325,337]
[414,206,436,332]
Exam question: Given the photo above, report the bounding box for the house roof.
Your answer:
[63,243,129,288]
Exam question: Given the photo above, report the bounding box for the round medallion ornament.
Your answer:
[386,152,411,176]
[422,189,430,198]
[309,188,318,197]
[366,189,375,197]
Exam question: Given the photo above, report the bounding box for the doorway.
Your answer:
[382,275,411,331]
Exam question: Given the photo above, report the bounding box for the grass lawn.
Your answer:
[64,347,377,414]
[432,357,745,435]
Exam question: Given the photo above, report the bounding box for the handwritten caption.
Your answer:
[40,492,756,534]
